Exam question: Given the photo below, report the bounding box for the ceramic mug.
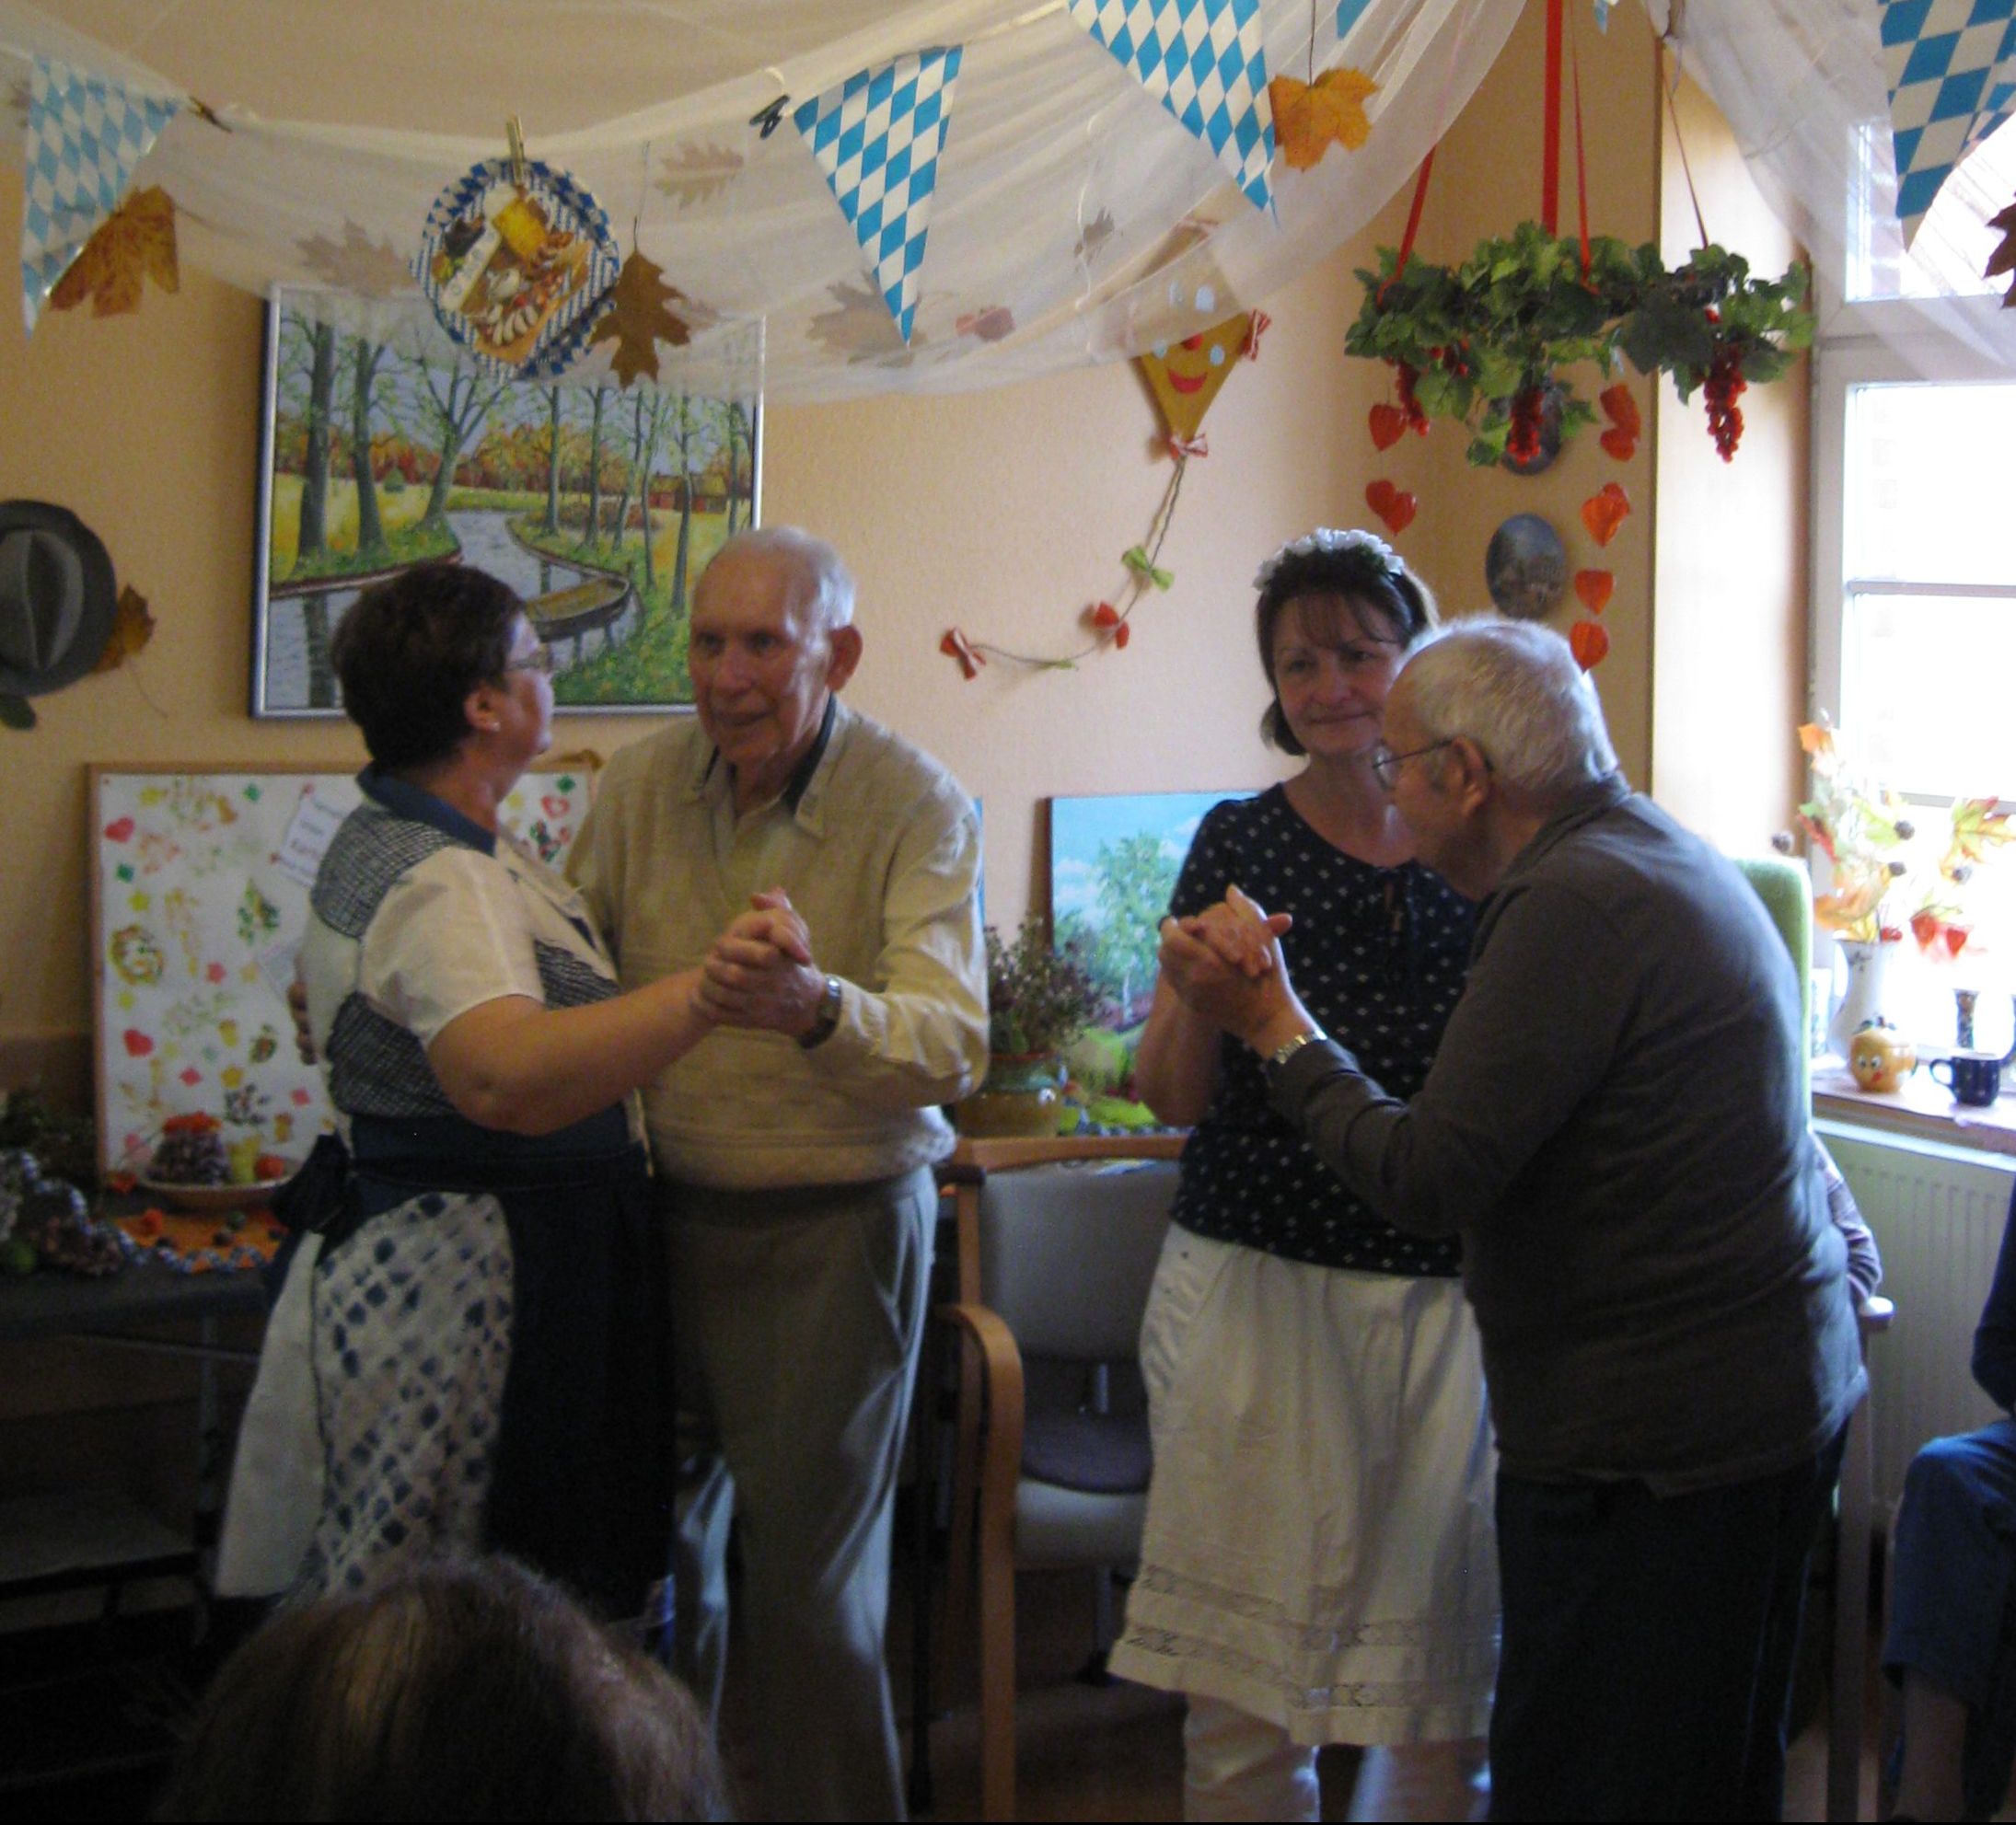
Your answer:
[1932,1050,2003,1108]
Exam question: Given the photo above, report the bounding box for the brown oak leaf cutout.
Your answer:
[1986,195,2016,308]
[1268,67,1378,171]
[296,222,414,298]
[588,252,693,388]
[1075,210,1117,265]
[807,280,920,366]
[657,144,745,209]
[50,186,178,318]
[92,586,156,674]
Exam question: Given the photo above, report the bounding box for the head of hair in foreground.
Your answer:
[1398,615,1618,803]
[156,1554,728,1822]
[1252,528,1438,754]
[702,523,856,632]
[330,561,526,773]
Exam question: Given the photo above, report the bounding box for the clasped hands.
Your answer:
[694,888,829,1040]
[1157,885,1317,1057]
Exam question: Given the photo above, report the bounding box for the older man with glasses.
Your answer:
[1160,618,1865,1823]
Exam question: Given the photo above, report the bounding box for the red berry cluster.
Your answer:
[1506,385,1546,466]
[1393,359,1430,433]
[1703,345,1747,462]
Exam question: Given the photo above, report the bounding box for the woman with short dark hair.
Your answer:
[220,563,715,1620]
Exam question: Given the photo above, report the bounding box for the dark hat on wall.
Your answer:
[0,500,117,698]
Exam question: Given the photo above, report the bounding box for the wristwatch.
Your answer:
[1264,1027,1327,1075]
[799,974,844,1049]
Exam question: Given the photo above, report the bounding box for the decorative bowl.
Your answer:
[134,1168,294,1213]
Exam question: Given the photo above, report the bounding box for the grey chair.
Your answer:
[939,1155,1178,1821]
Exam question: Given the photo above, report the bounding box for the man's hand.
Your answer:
[1182,884,1293,978]
[697,889,828,1036]
[1159,887,1315,1056]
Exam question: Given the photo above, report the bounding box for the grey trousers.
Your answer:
[666,1168,937,1823]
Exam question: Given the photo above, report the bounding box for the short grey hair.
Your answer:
[1398,618,1618,800]
[705,526,855,630]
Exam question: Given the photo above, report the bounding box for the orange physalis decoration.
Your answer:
[1368,403,1408,451]
[1570,620,1611,671]
[1268,67,1378,171]
[1573,570,1614,615]
[1581,482,1630,547]
[1113,622,1131,649]
[1365,479,1417,535]
[50,185,179,318]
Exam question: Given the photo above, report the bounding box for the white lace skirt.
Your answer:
[1107,1228,1500,1748]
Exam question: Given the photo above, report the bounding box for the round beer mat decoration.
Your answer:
[415,156,621,381]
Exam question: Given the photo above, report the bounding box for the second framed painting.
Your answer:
[250,289,761,717]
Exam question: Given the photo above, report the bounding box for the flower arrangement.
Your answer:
[984,917,1102,1058]
[1785,722,2014,954]
[1346,226,1813,467]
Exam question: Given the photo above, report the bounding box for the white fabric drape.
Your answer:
[0,0,1524,401]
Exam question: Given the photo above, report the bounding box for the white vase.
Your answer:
[1828,939,1894,1060]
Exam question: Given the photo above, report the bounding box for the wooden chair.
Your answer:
[937,1143,1180,1820]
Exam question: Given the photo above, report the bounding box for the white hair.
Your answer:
[703,525,855,630]
[1398,617,1618,800]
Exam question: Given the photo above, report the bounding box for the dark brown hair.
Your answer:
[156,1556,729,1821]
[331,562,524,771]
[1255,538,1437,755]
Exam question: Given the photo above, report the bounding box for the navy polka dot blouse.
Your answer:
[1169,785,1474,1276]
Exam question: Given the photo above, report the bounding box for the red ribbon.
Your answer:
[1165,433,1210,461]
[1571,24,1591,276]
[1542,0,1564,237]
[939,628,986,679]
[1381,148,1438,303]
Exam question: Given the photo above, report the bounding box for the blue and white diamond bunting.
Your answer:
[1068,0,1274,214]
[793,48,964,345]
[20,56,181,334]
[1882,0,2016,245]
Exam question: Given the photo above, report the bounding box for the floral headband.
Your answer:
[1252,526,1403,594]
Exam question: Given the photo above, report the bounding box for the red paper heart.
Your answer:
[541,795,568,819]
[103,817,135,843]
[1368,403,1408,451]
[123,1028,154,1057]
[1365,479,1418,535]
[1574,570,1615,615]
[1570,620,1611,671]
[1599,426,1638,462]
[1581,482,1630,548]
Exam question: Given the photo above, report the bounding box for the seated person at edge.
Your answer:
[1159,618,1865,1823]
[1106,528,1495,1823]
[1884,1184,2016,1822]
[218,563,718,1620]
[157,1554,729,1820]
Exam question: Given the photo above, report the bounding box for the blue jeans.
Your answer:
[1489,1427,1847,1822]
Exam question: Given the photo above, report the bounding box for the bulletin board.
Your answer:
[88,761,597,1176]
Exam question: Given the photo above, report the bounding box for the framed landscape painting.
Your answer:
[250,290,761,717]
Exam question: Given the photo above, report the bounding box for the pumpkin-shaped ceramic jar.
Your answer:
[1848,1021,1918,1094]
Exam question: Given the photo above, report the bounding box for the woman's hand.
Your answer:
[1159,887,1317,1057]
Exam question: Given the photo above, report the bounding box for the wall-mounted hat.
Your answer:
[0,501,117,697]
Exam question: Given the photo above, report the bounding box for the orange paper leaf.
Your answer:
[1580,481,1630,547]
[1573,571,1614,615]
[92,586,156,674]
[1570,619,1611,671]
[1365,479,1417,535]
[49,186,179,318]
[1268,67,1379,171]
[588,251,692,388]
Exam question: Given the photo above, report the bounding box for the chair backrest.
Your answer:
[1736,852,1813,1102]
[974,1160,1178,1363]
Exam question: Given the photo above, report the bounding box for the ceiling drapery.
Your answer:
[0,0,1524,401]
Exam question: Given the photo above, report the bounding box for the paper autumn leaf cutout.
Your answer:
[1268,67,1378,171]
[588,252,692,388]
[50,186,178,318]
[657,144,745,209]
[1076,210,1117,265]
[297,222,414,298]
[1987,197,2016,307]
[92,586,156,674]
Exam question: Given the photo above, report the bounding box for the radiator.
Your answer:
[1816,1121,2016,1524]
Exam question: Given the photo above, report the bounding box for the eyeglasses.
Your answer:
[1370,738,1457,791]
[505,641,555,676]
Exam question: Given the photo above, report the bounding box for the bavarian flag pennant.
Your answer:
[793,47,964,345]
[1068,0,1275,214]
[21,55,181,333]
[1881,0,2016,246]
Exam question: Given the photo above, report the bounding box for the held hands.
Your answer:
[1158,886,1314,1054]
[696,889,828,1037]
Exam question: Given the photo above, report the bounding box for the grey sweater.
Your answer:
[1269,774,1866,1492]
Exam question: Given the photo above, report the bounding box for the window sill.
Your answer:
[1813,1062,2016,1159]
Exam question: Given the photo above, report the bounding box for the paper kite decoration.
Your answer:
[21,55,180,334]
[1880,0,2016,246]
[1136,310,1257,444]
[1068,0,1275,213]
[414,156,621,381]
[793,48,964,345]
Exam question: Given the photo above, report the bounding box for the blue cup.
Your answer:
[1932,1051,2002,1108]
